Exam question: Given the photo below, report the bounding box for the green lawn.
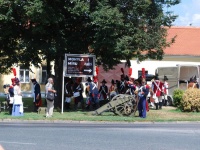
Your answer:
[0,97,200,122]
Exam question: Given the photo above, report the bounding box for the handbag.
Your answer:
[47,91,55,101]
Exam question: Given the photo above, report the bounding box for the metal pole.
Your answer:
[61,60,65,114]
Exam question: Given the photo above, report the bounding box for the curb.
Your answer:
[1,119,200,124]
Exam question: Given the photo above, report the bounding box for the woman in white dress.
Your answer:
[13,78,23,114]
[45,78,57,117]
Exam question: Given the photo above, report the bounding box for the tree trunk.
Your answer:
[54,56,64,109]
[47,58,51,79]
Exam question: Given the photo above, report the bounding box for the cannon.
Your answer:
[91,94,138,116]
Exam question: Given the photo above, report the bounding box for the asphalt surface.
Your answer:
[0,121,200,150]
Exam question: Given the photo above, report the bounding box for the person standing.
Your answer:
[152,75,164,110]
[87,77,99,110]
[109,79,117,100]
[64,77,73,111]
[99,79,108,101]
[31,78,41,112]
[73,77,84,111]
[45,78,56,118]
[137,78,149,118]
[149,86,155,109]
[13,78,23,115]
[163,75,169,106]
[127,78,136,95]
[119,74,126,94]
[7,79,15,115]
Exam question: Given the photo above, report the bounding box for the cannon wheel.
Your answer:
[124,96,137,116]
[110,94,126,115]
[112,94,136,116]
[110,94,124,114]
[114,104,125,116]
[124,103,133,115]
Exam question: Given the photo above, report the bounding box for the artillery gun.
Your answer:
[91,94,137,116]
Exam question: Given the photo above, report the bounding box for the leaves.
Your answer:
[181,88,200,112]
[0,0,180,73]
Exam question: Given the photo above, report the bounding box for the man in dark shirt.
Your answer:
[31,78,41,112]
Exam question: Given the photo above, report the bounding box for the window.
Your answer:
[19,66,30,83]
[42,66,47,83]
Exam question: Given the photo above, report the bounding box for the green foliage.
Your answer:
[172,89,184,107]
[0,0,180,107]
[0,0,180,73]
[180,88,200,112]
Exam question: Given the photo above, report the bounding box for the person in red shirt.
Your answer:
[163,76,169,106]
[151,75,164,110]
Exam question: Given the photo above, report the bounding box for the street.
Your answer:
[0,121,200,150]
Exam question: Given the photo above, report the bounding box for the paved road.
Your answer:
[0,121,200,150]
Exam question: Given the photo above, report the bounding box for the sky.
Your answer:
[167,0,200,27]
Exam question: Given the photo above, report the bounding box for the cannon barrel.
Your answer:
[91,94,137,116]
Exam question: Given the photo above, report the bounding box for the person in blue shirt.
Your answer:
[99,79,108,100]
[87,77,99,110]
[138,78,149,118]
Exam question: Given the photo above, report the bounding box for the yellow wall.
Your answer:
[0,66,46,94]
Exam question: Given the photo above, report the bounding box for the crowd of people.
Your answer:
[3,77,23,116]
[3,70,199,118]
[62,72,171,118]
[3,75,56,118]
[2,72,169,118]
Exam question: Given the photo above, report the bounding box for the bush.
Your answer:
[172,89,184,107]
[180,88,200,112]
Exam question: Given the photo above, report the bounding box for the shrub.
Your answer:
[172,89,184,107]
[180,88,200,112]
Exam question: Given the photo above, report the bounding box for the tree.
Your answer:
[0,0,180,108]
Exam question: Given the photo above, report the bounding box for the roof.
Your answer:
[164,26,200,56]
